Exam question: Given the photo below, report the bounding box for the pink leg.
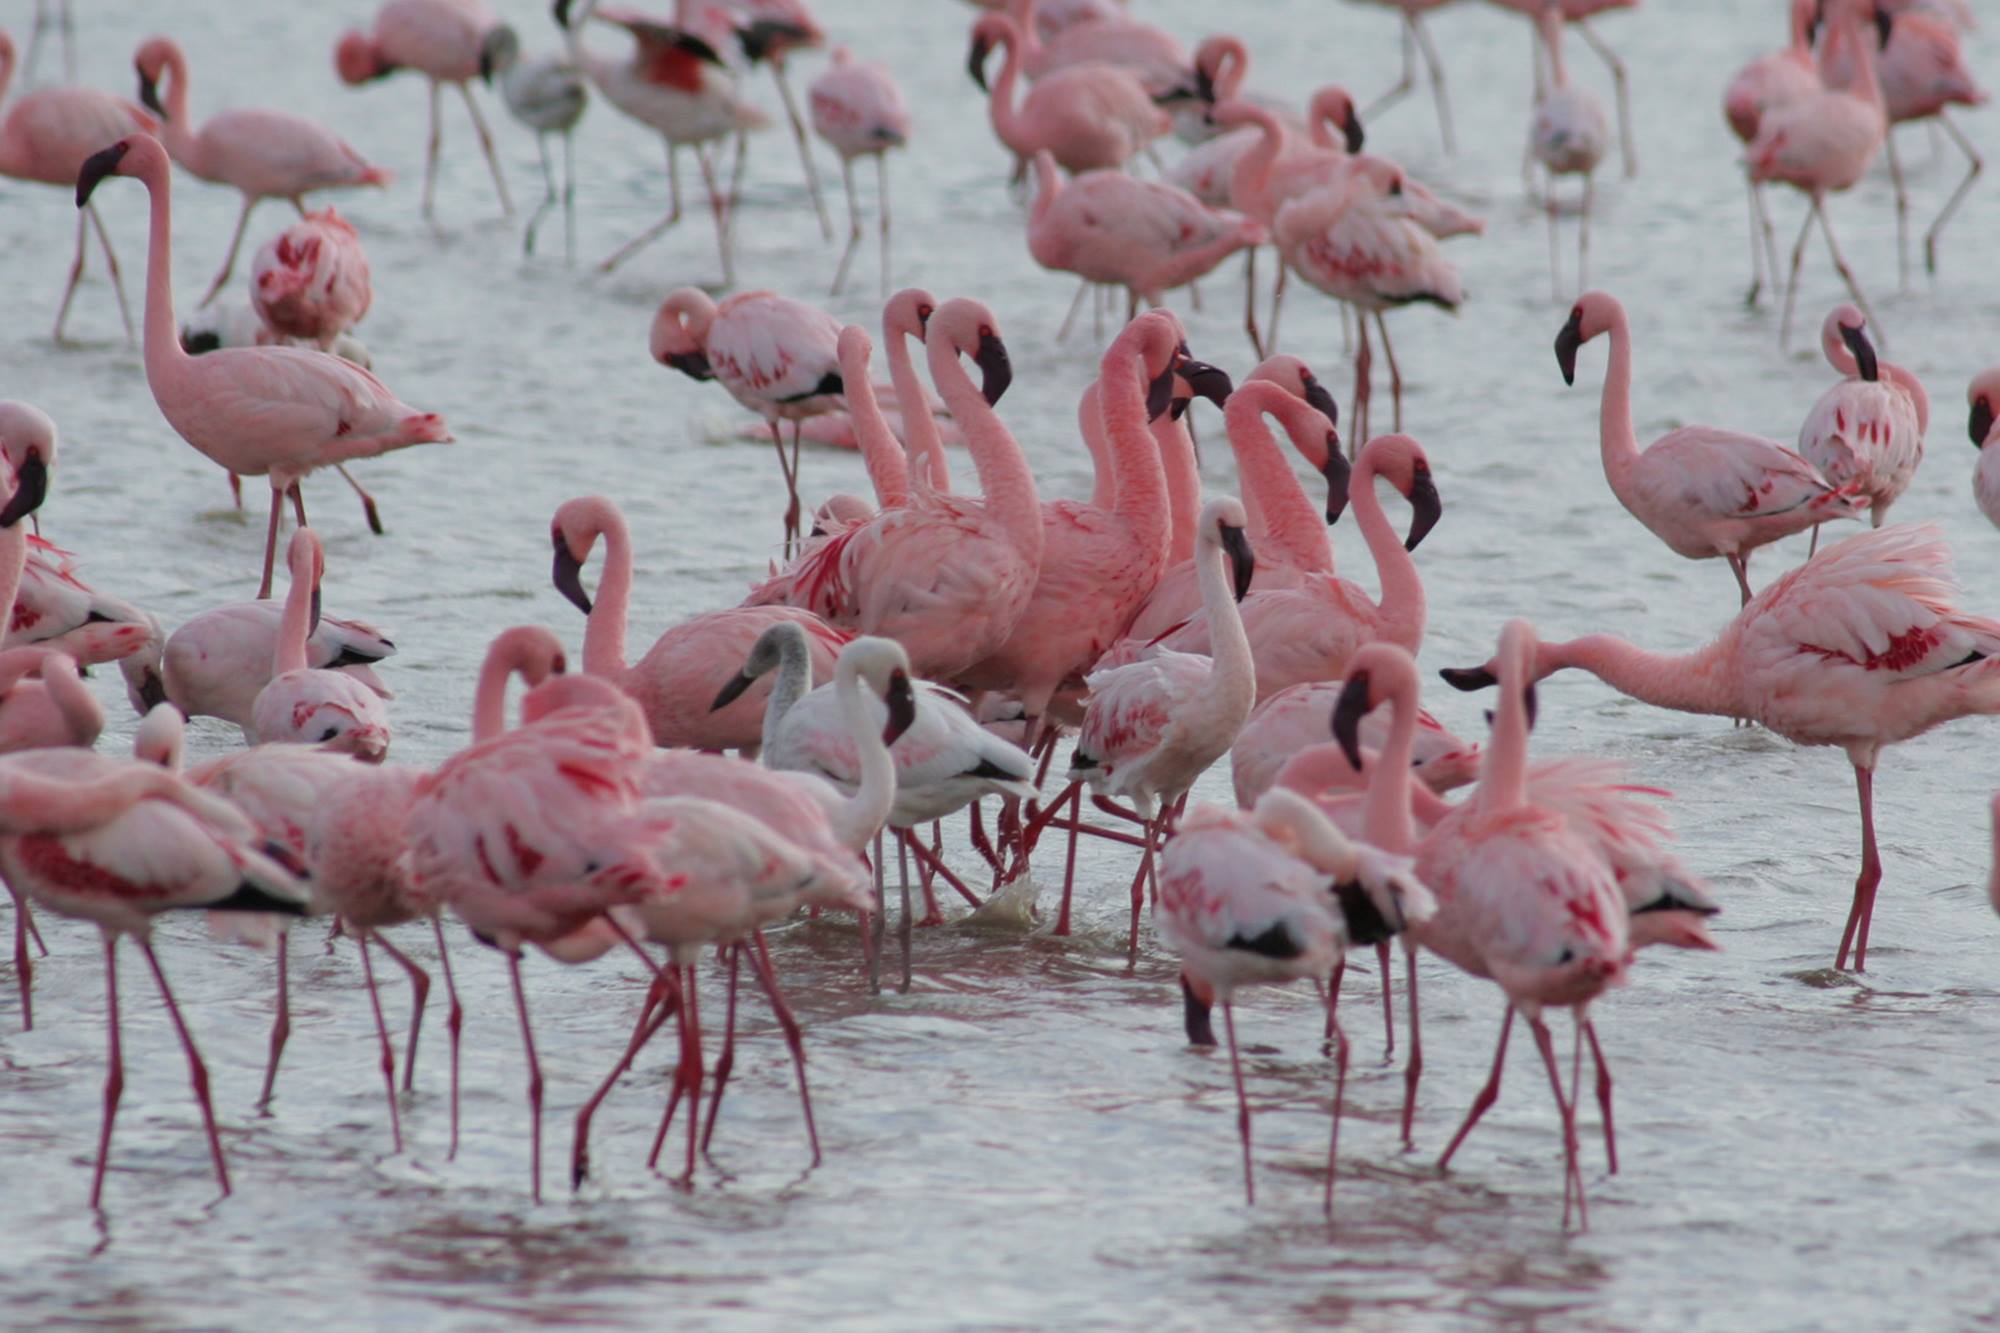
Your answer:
[373,932,430,1091]
[1223,1002,1255,1206]
[139,939,230,1199]
[1324,955,1345,1043]
[1352,315,1373,457]
[1375,939,1396,1060]
[896,833,915,993]
[680,964,704,1182]
[506,951,544,1203]
[89,934,124,1210]
[1583,1017,1617,1175]
[1836,762,1882,971]
[745,929,822,1168]
[11,892,33,1031]
[699,943,744,1157]
[767,422,801,560]
[917,823,946,927]
[1055,784,1084,936]
[1401,948,1423,1149]
[256,928,290,1111]
[1324,1008,1349,1220]
[432,916,463,1160]
[1437,1004,1513,1170]
[645,969,694,1171]
[356,933,404,1154]
[335,464,384,536]
[1528,1013,1585,1229]
[257,486,284,600]
[228,472,243,511]
[1727,553,1753,608]
[901,833,983,908]
[1127,817,1158,960]
[573,968,677,1189]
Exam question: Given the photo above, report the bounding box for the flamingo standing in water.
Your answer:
[77,135,453,600]
[1442,525,2000,973]
[494,40,588,264]
[1798,304,1928,542]
[1230,677,1478,809]
[1722,0,1818,306]
[0,29,155,342]
[1002,0,1190,96]
[247,529,393,757]
[967,14,1169,176]
[550,493,847,752]
[810,47,910,296]
[1353,0,1459,153]
[1555,289,1867,608]
[120,597,394,731]
[651,287,843,556]
[335,0,517,223]
[250,208,372,350]
[1528,4,1610,301]
[1487,0,1636,177]
[1968,366,2000,531]
[133,36,390,308]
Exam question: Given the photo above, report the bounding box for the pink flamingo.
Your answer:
[728,0,836,242]
[1003,0,1189,96]
[1799,304,1927,541]
[0,748,310,1207]
[968,14,1169,176]
[1353,0,1459,152]
[1158,786,1433,1214]
[882,287,955,498]
[1486,0,1636,176]
[651,287,844,556]
[133,35,389,307]
[1969,366,2000,530]
[1107,428,1440,706]
[1072,497,1257,952]
[1230,678,1478,809]
[782,298,1043,682]
[1722,0,1818,305]
[247,529,392,757]
[0,650,111,752]
[549,493,847,752]
[120,598,393,732]
[1529,4,1610,301]
[557,0,767,281]
[78,135,452,600]
[1746,0,1888,346]
[1444,524,2000,972]
[1027,150,1264,322]
[335,0,516,222]
[251,208,372,349]
[810,47,909,296]
[1556,288,1868,608]
[0,29,155,342]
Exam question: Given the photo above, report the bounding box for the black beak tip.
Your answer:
[1303,378,1338,428]
[1439,665,1497,692]
[76,139,131,209]
[308,585,322,638]
[1343,112,1365,155]
[976,331,1013,407]
[1330,670,1371,772]
[1840,321,1879,383]
[551,543,593,615]
[1554,312,1583,386]
[1971,398,1994,449]
[0,455,49,528]
[1320,448,1352,525]
[138,671,169,713]
[967,38,992,92]
[1145,366,1176,423]
[1404,471,1442,552]
[710,672,755,713]
[138,72,164,117]
[1220,524,1255,602]
[882,670,918,746]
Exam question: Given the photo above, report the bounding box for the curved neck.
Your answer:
[926,335,1041,555]
[1151,411,1200,563]
[841,345,910,509]
[1006,0,1046,61]
[1350,452,1426,651]
[1823,9,1883,110]
[1538,12,1569,89]
[0,41,14,105]
[1079,384,1115,511]
[1363,675,1419,851]
[1888,362,1931,434]
[1476,645,1534,818]
[760,631,813,756]
[1029,152,1060,230]
[985,35,1028,155]
[1546,634,1737,718]
[134,156,189,394]
[1227,110,1285,215]
[43,658,101,740]
[824,658,895,850]
[580,513,633,679]
[1593,303,1642,494]
[274,553,313,674]
[1184,528,1254,737]
[1232,398,1334,575]
[472,655,525,743]
[156,50,199,165]
[0,519,24,643]
[1097,358,1170,557]
[885,322,948,496]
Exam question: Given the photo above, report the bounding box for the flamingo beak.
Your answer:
[1840,321,1879,383]
[551,535,593,614]
[1320,444,1351,524]
[1971,396,1994,449]
[967,35,993,92]
[552,0,573,29]
[309,585,322,638]
[1220,523,1254,602]
[1404,462,1442,552]
[1180,972,1217,1047]
[137,69,164,118]
[1183,358,1233,408]
[1523,681,1539,731]
[76,139,132,208]
[1302,374,1339,431]
[1331,669,1372,772]
[710,669,757,712]
[1439,664,1498,692]
[975,329,1013,406]
[1341,107,1365,155]
[0,454,48,528]
[882,669,917,746]
[1554,308,1584,385]
[136,669,169,713]
[662,349,713,381]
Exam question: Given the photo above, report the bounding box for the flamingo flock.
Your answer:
[4,0,2000,1271]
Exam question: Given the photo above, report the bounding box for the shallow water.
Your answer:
[5,0,2000,1327]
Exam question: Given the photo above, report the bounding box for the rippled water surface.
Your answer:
[6,0,2000,1327]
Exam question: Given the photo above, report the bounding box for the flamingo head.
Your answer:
[133,37,178,117]
[710,619,813,712]
[649,289,718,379]
[1309,86,1365,154]
[1199,497,1255,602]
[1554,290,1620,385]
[334,29,394,85]
[1969,368,2000,448]
[966,15,1016,92]
[479,25,521,84]
[1826,304,1879,383]
[884,288,937,341]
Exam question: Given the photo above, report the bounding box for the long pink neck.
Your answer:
[1098,358,1170,561]
[841,342,910,508]
[471,645,541,743]
[1592,302,1643,500]
[1889,363,1931,434]
[1545,633,1738,718]
[885,321,948,495]
[1007,0,1046,62]
[1363,673,1419,852]
[1151,410,1199,563]
[1079,384,1114,511]
[0,521,25,648]
[985,34,1030,156]
[1350,451,1426,652]
[1477,643,1533,818]
[42,657,101,743]
[1822,6,1884,111]
[579,506,634,680]
[274,552,313,674]
[155,49,202,169]
[0,40,14,107]
[137,151,191,398]
[1233,395,1334,575]
[1227,105,1286,218]
[927,336,1042,559]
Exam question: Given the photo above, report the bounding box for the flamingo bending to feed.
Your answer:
[134,35,389,307]
[77,135,452,600]
[335,0,517,222]
[1556,289,1867,608]
[250,208,371,350]
[1798,304,1927,540]
[810,47,909,297]
[967,14,1168,176]
[0,751,310,1207]
[0,650,112,752]
[651,287,843,556]
[248,529,392,758]
[1528,4,1610,301]
[119,597,393,729]
[1722,0,1818,305]
[1968,367,2000,531]
[1230,678,1479,808]
[550,493,846,752]
[494,41,588,263]
[1353,0,1459,153]
[1443,525,2000,973]
[1071,498,1257,952]
[0,29,155,342]
[1158,786,1434,1214]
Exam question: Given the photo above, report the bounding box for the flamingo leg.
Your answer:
[1401,946,1423,1150]
[356,933,404,1154]
[1836,761,1883,971]
[1545,177,1562,303]
[599,138,684,272]
[1583,1016,1617,1175]
[52,208,87,345]
[1411,13,1456,155]
[84,202,135,344]
[229,471,244,511]
[1743,177,1768,307]
[199,195,259,309]
[770,64,832,239]
[372,932,430,1091]
[562,129,578,267]
[897,831,914,993]
[1056,276,1090,342]
[457,82,514,216]
[1812,198,1880,345]
[876,153,892,298]
[1324,954,1344,1044]
[1223,1001,1255,1206]
[1575,19,1633,177]
[1362,16,1418,122]
[422,79,443,224]
[1375,938,1396,1060]
[1529,1013,1584,1229]
[696,144,734,288]
[1777,201,1815,350]
[746,929,822,1168]
[699,943,743,1157]
[767,420,800,559]
[1727,553,1753,608]
[1325,1006,1349,1220]
[256,927,290,1111]
[1885,131,1911,291]
[432,915,463,1159]
[524,131,558,257]
[11,892,34,1031]
[257,485,286,599]
[1375,311,1404,433]
[89,934,123,1210]
[1266,260,1288,353]
[1126,816,1159,961]
[1243,247,1264,360]
[507,950,545,1203]
[869,829,885,994]
[1055,782,1083,936]
[680,964,704,1182]
[1437,1003,1514,1171]
[335,464,385,536]
[573,967,676,1189]
[139,939,230,1199]
[900,830,984,908]
[830,157,862,297]
[1924,112,1983,277]
[1579,173,1594,292]
[920,821,946,926]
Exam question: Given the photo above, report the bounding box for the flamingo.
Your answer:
[1002,0,1190,97]
[809,47,909,297]
[133,35,390,308]
[729,0,837,243]
[0,748,310,1207]
[118,598,394,730]
[651,287,843,556]
[1027,151,1264,322]
[1352,0,1459,152]
[556,0,768,281]
[1157,786,1433,1214]
[1485,0,1636,177]
[22,0,74,84]
[780,299,1043,682]
[0,28,155,342]
[76,135,453,600]
[250,208,371,350]
[1747,0,1889,346]
[1556,289,1869,608]
[1442,524,2000,973]
[1071,497,1257,952]
[1229,678,1479,809]
[494,42,588,263]
[1798,304,1928,541]
[248,528,392,758]
[335,0,517,222]
[1722,0,1818,305]
[967,14,1169,176]
[549,493,847,752]
[1528,3,1610,301]
[883,287,955,499]
[1968,366,2000,530]
[0,649,111,752]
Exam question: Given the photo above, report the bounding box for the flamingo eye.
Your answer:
[978,324,994,339]
[319,727,340,742]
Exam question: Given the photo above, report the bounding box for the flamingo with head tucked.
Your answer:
[248,528,392,759]
[1798,304,1927,541]
[967,13,1168,176]
[1968,366,2000,531]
